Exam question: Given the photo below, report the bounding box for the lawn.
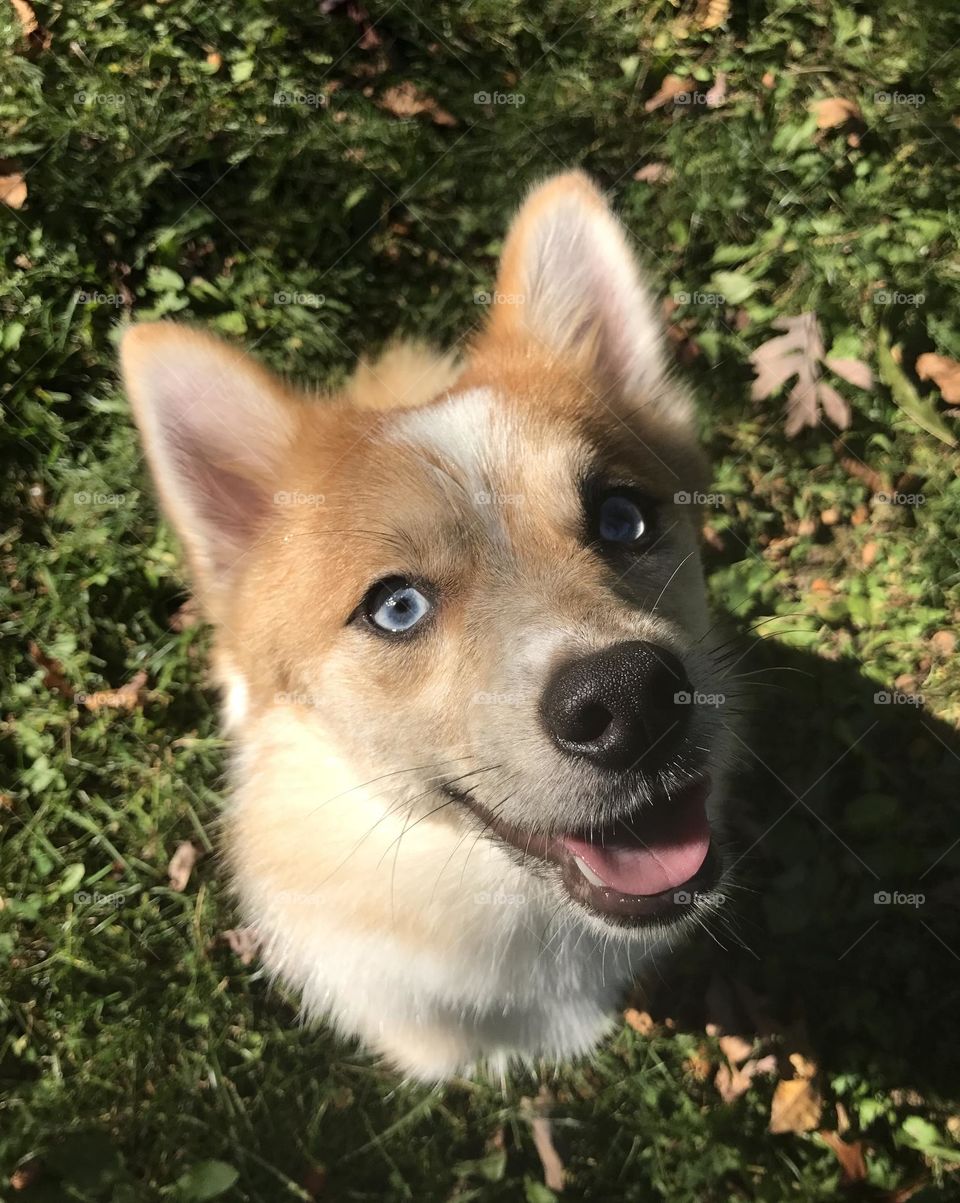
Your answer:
[3,0,960,1199]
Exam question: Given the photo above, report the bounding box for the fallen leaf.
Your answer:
[761,70,776,89]
[705,71,728,108]
[750,313,855,435]
[819,1130,867,1183]
[379,82,457,126]
[168,841,200,892]
[812,97,862,130]
[221,927,260,965]
[0,173,27,209]
[931,630,956,656]
[715,1053,777,1103]
[916,352,960,404]
[861,541,879,567]
[769,1077,823,1134]
[645,74,692,113]
[28,641,73,698]
[788,1052,818,1080]
[697,0,731,29]
[82,669,148,712]
[826,357,874,391]
[8,0,50,49]
[719,1034,753,1065]
[820,507,840,526]
[633,162,674,183]
[625,1008,656,1035]
[522,1087,565,1192]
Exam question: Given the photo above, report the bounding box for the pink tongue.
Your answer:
[562,786,711,897]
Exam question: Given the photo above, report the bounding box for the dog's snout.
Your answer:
[539,640,691,772]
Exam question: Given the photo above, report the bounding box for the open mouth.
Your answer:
[445,778,719,925]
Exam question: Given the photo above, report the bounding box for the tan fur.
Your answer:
[120,172,734,1079]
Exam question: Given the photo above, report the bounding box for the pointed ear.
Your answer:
[120,323,299,604]
[487,171,671,400]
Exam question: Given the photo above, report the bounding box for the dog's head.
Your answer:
[122,172,736,937]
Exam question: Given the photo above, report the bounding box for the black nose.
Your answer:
[539,640,691,772]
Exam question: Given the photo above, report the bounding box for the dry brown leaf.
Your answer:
[625,1007,656,1035]
[714,1053,777,1104]
[705,72,728,109]
[645,74,692,113]
[0,173,27,209]
[633,162,674,184]
[749,313,859,436]
[769,1077,823,1134]
[819,1130,867,1183]
[788,1051,818,1080]
[522,1087,566,1192]
[697,0,731,30]
[168,841,200,892]
[719,1034,753,1065]
[916,352,960,404]
[9,0,49,48]
[812,97,862,130]
[826,357,874,391]
[28,641,73,698]
[82,669,148,712]
[222,927,260,965]
[931,630,957,656]
[379,82,457,126]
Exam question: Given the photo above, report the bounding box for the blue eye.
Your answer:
[596,492,651,545]
[364,578,433,635]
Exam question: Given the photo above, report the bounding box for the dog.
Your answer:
[121,171,736,1080]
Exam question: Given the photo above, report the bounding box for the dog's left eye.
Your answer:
[362,577,433,635]
[594,491,654,546]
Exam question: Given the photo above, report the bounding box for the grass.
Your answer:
[3,0,960,1199]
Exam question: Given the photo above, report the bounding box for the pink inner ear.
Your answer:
[167,426,270,575]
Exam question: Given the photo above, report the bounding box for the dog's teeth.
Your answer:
[573,856,606,888]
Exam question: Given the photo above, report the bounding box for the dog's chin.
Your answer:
[443,776,725,932]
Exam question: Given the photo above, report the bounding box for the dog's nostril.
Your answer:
[564,701,612,744]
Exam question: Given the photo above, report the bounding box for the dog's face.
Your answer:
[122,173,733,939]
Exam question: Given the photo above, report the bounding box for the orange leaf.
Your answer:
[769,1077,823,1133]
[916,352,960,404]
[818,1130,867,1183]
[0,173,27,209]
[645,75,692,112]
[812,97,861,129]
[168,841,201,892]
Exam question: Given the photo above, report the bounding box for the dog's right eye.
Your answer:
[359,577,434,636]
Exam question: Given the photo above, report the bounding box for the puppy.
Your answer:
[121,171,736,1080]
